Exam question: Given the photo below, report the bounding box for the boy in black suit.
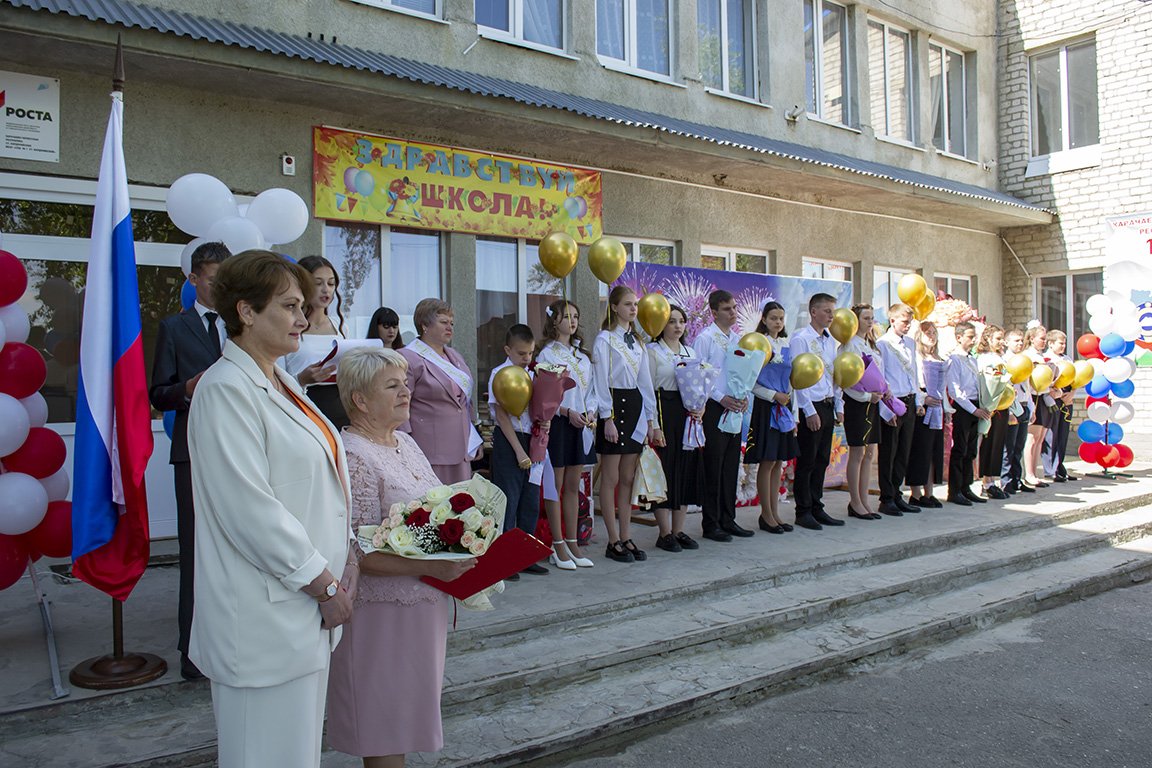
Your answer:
[149,241,231,680]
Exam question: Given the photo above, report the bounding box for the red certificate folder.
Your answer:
[420,528,552,599]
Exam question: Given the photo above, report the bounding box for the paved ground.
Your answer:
[561,580,1152,768]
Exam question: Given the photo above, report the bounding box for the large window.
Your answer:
[348,0,439,18]
[929,42,967,156]
[803,257,853,285]
[1030,38,1098,157]
[934,273,970,304]
[476,0,563,50]
[701,245,769,273]
[698,0,755,97]
[868,18,914,143]
[804,0,850,125]
[1037,271,1102,346]
[597,0,672,76]
[598,238,674,316]
[872,266,912,313]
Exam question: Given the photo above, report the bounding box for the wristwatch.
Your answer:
[316,578,340,602]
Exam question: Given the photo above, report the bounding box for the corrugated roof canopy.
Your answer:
[4,0,1046,214]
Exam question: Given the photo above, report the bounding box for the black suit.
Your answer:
[149,308,222,664]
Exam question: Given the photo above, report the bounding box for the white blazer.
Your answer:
[187,342,352,688]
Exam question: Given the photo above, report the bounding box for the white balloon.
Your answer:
[0,303,30,344]
[1087,401,1111,423]
[1103,356,1136,383]
[1088,357,1106,376]
[0,392,31,457]
[0,472,49,535]
[206,216,265,255]
[1115,315,1141,342]
[1115,300,1138,318]
[1110,400,1135,425]
[1089,313,1115,336]
[179,237,207,277]
[1085,293,1111,317]
[40,467,70,502]
[244,188,310,245]
[18,392,47,429]
[166,174,239,237]
[238,203,250,217]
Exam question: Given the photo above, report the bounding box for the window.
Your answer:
[872,266,912,312]
[804,0,850,125]
[598,0,672,76]
[929,42,967,156]
[701,245,769,273]
[1030,38,1098,157]
[698,0,755,97]
[803,257,853,285]
[934,273,970,304]
[476,0,563,49]
[348,0,440,19]
[598,238,674,314]
[868,18,914,143]
[1037,271,1102,346]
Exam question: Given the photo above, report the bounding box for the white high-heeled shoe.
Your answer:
[564,538,594,568]
[549,541,577,571]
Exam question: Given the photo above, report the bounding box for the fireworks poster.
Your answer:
[613,262,854,487]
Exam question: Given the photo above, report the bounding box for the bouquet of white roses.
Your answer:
[358,474,507,560]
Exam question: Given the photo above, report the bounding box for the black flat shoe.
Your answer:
[655,534,682,552]
[878,503,904,517]
[962,490,988,504]
[522,563,550,575]
[702,529,733,542]
[778,523,794,532]
[622,539,647,561]
[605,541,634,562]
[847,505,875,521]
[675,532,700,549]
[794,513,823,531]
[868,513,883,520]
[947,494,973,506]
[908,496,926,507]
[1019,484,1036,493]
[986,486,1009,500]
[505,572,520,581]
[1053,475,1067,483]
[758,518,785,533]
[1064,475,1078,481]
[926,497,943,508]
[723,523,755,538]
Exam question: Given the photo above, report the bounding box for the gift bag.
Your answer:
[631,445,668,506]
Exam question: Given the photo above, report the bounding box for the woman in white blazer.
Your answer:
[188,251,355,768]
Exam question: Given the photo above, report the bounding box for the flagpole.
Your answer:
[69,33,168,691]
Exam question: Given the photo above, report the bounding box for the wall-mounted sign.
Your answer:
[313,127,602,243]
[1,70,60,162]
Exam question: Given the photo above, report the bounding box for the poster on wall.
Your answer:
[0,70,59,162]
[1101,212,1152,365]
[312,127,603,243]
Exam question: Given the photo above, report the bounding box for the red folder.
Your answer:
[420,528,552,599]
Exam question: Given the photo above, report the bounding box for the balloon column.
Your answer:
[1074,292,1140,473]
[0,249,74,591]
[166,174,311,309]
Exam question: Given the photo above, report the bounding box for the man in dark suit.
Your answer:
[149,241,231,680]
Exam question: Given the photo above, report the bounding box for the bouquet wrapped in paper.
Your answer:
[755,349,796,432]
[850,355,906,422]
[921,360,945,430]
[719,348,768,434]
[977,370,1011,435]
[528,362,575,463]
[673,360,720,449]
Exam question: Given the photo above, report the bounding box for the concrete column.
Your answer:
[445,231,478,372]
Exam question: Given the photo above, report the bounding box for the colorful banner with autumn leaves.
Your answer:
[313,127,603,244]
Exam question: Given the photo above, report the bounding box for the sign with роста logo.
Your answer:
[1,70,60,163]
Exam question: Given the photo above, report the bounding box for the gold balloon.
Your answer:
[492,365,532,417]
[996,386,1015,411]
[1030,364,1054,393]
[829,308,859,345]
[897,273,929,306]
[738,332,773,365]
[637,292,671,338]
[587,236,627,284]
[1005,353,1033,385]
[913,292,936,322]
[832,352,865,388]
[790,352,825,390]
[1071,359,1095,389]
[1053,360,1076,389]
[538,232,578,280]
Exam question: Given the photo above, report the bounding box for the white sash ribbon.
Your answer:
[604,332,646,445]
[408,338,483,457]
[547,342,595,455]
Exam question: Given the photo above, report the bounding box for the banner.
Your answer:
[313,127,603,243]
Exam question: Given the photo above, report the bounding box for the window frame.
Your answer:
[700,244,770,273]
[928,40,967,157]
[476,0,567,53]
[873,265,912,311]
[1028,37,1099,161]
[596,0,676,80]
[868,16,916,145]
[697,0,757,98]
[345,0,446,22]
[804,0,852,126]
[933,272,970,303]
[1032,269,1103,348]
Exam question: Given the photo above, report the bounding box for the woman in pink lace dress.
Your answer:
[327,347,475,768]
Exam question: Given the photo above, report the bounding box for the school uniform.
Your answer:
[1002,376,1033,491]
[906,355,945,489]
[977,352,1010,483]
[877,329,923,509]
[789,325,844,527]
[592,326,657,456]
[1042,350,1074,480]
[489,359,540,535]
[537,340,597,467]
[840,336,882,447]
[647,339,701,510]
[692,323,746,537]
[946,350,982,500]
[745,338,800,463]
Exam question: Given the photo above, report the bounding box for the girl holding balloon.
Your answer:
[837,304,883,520]
[1022,323,1055,488]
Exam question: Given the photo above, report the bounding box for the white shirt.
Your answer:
[536,340,595,416]
[194,301,226,349]
[878,330,923,404]
[591,326,657,423]
[646,339,697,391]
[946,351,980,414]
[840,335,883,404]
[488,359,533,433]
[789,324,844,418]
[691,323,740,402]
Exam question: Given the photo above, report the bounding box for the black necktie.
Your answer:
[624,331,635,349]
[204,312,222,357]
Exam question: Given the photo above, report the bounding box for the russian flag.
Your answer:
[71,91,154,601]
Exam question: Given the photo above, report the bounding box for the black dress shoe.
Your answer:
[702,529,733,542]
[895,497,919,513]
[947,494,973,506]
[908,496,926,507]
[1029,480,1049,488]
[675,532,700,550]
[622,539,647,561]
[847,505,876,521]
[1053,475,1067,483]
[180,655,205,682]
[655,533,682,552]
[991,486,1010,500]
[1018,483,1036,493]
[522,563,550,574]
[923,496,943,508]
[962,490,988,504]
[812,510,846,526]
[1002,481,1018,494]
[794,513,823,530]
[778,523,794,532]
[722,523,755,538]
[1064,474,1078,482]
[758,518,785,534]
[505,572,521,581]
[605,541,635,562]
[878,502,904,517]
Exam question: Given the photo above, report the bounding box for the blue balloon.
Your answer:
[162,410,175,440]
[279,253,297,263]
[1099,333,1126,358]
[1078,420,1105,443]
[1111,379,1135,399]
[1105,423,1125,445]
[1085,375,1112,398]
[181,279,196,310]
[1123,340,1136,356]
[353,169,376,197]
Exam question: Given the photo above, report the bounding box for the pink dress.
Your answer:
[325,431,451,757]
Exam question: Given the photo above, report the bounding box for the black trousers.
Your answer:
[1002,404,1032,485]
[701,399,741,534]
[173,461,195,660]
[493,431,540,535]
[979,410,1009,479]
[949,409,979,495]
[1042,402,1072,478]
[878,395,916,503]
[795,400,835,517]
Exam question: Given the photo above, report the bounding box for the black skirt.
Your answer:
[1033,394,1061,429]
[547,415,596,467]
[596,388,645,455]
[905,417,943,486]
[843,396,880,447]
[653,390,701,509]
[743,397,800,464]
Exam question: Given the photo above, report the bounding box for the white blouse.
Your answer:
[646,339,697,392]
[592,326,657,423]
[281,330,345,387]
[536,340,595,417]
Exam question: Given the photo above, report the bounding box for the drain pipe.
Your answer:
[1001,236,1031,280]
